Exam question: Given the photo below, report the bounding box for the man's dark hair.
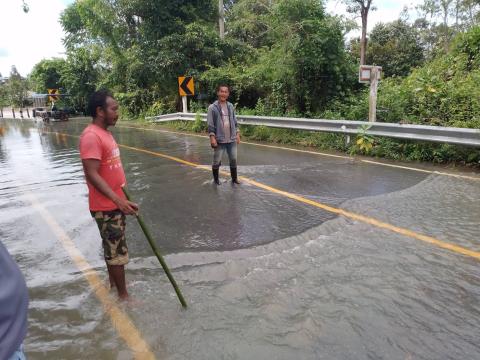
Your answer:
[216,84,230,92]
[87,89,114,117]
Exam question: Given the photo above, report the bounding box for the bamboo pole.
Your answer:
[122,187,187,308]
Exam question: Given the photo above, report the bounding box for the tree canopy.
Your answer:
[19,0,478,129]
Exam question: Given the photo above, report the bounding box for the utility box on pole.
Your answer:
[359,65,382,122]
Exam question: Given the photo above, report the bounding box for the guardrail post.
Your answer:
[341,125,351,146]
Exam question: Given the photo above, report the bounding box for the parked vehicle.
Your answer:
[33,107,68,122]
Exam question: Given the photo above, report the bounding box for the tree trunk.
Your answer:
[468,2,475,25]
[455,0,459,28]
[219,0,225,39]
[442,0,451,52]
[360,8,368,65]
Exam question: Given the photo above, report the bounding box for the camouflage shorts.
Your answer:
[91,209,129,266]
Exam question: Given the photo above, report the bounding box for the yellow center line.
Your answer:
[25,193,156,360]
[361,159,480,181]
[121,144,480,261]
[119,125,351,159]
[118,124,480,181]
[120,144,200,167]
[238,178,480,260]
[43,130,480,261]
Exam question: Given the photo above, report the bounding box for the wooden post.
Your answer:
[26,108,30,118]
[12,108,15,119]
[368,66,380,122]
[219,0,225,39]
[182,96,188,113]
[0,108,3,118]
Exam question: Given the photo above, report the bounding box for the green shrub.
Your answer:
[192,113,207,133]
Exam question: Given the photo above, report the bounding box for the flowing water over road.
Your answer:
[1,118,479,359]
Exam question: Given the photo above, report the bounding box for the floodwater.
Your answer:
[1,118,479,360]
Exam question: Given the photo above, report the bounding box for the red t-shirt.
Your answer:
[79,124,127,211]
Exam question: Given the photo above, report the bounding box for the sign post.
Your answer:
[182,96,188,114]
[359,65,382,122]
[178,76,195,113]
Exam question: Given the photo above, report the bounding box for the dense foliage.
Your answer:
[4,0,479,163]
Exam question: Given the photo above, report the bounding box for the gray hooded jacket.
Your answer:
[207,101,238,143]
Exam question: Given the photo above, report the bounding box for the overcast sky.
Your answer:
[326,0,424,32]
[0,0,424,77]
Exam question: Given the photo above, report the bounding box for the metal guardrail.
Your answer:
[147,112,480,147]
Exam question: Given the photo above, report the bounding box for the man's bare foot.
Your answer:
[123,296,144,308]
[105,280,116,290]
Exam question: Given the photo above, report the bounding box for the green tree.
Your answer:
[416,0,480,54]
[418,0,456,51]
[5,66,29,108]
[270,0,355,112]
[459,0,480,27]
[367,20,425,77]
[60,0,228,115]
[226,0,273,48]
[29,58,67,93]
[375,25,480,127]
[0,81,9,110]
[343,0,375,65]
[61,47,101,113]
[204,0,356,114]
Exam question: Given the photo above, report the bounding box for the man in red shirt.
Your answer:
[79,89,138,300]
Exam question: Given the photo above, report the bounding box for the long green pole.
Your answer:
[122,187,187,308]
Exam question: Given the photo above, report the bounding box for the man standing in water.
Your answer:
[207,84,241,185]
[79,89,138,300]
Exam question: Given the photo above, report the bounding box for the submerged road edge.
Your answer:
[118,125,480,182]
[42,130,480,262]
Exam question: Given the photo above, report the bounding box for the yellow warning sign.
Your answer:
[178,77,194,96]
[48,89,60,102]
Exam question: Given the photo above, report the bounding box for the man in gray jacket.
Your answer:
[207,84,241,185]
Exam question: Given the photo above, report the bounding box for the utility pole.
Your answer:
[219,0,225,39]
[368,66,381,122]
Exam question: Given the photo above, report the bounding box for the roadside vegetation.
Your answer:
[1,0,479,165]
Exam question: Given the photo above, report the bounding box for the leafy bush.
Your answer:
[192,113,207,132]
[374,26,480,128]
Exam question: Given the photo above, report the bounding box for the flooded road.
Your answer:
[1,118,479,359]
